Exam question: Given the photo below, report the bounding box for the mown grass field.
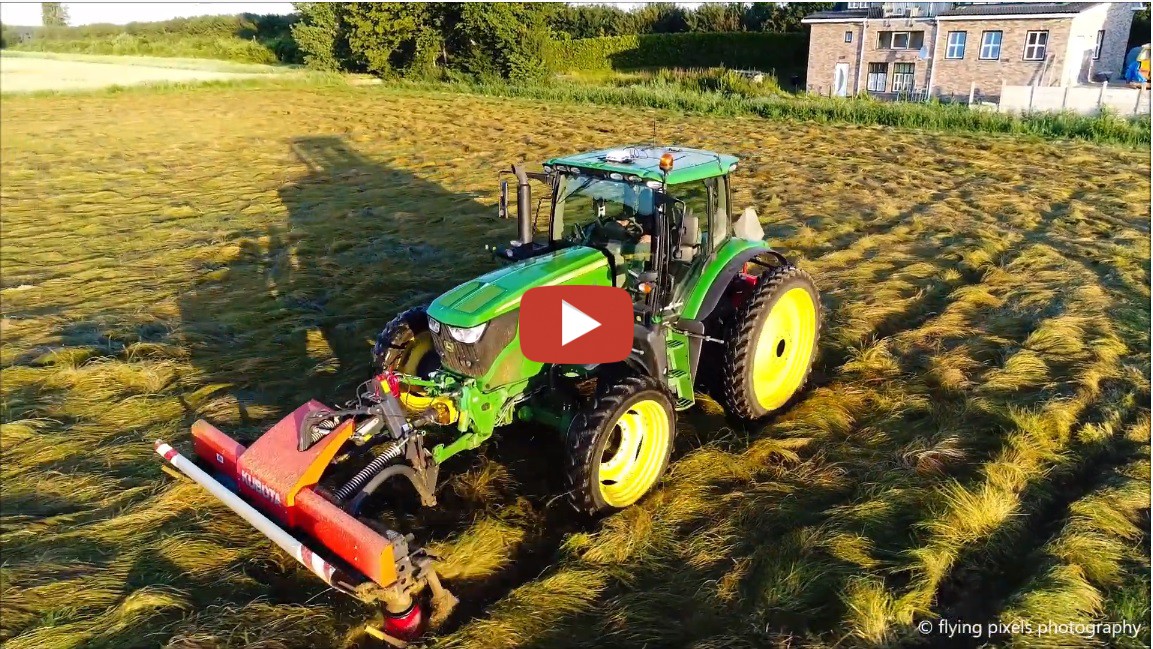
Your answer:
[0,52,293,95]
[1,82,1149,649]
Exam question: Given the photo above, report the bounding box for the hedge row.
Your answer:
[543,32,809,74]
[10,35,284,65]
[382,78,1151,148]
[4,13,300,63]
[22,13,297,41]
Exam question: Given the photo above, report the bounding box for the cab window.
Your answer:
[551,174,655,244]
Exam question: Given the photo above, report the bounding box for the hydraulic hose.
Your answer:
[333,438,408,501]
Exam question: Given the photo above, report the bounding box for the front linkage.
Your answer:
[298,373,443,512]
[154,374,460,646]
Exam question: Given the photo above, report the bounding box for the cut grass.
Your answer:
[1,82,1148,648]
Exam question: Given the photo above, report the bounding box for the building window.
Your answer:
[979,30,1002,60]
[1094,29,1105,59]
[1023,30,1048,61]
[878,30,925,50]
[892,62,915,92]
[945,31,967,59]
[867,62,888,92]
[845,30,853,43]
[847,2,870,8]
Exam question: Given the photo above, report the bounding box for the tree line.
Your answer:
[550,2,832,38]
[6,2,831,76]
[291,2,831,80]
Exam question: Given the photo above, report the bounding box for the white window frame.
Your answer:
[945,31,967,59]
[1023,30,1048,61]
[845,30,854,43]
[891,31,911,49]
[847,2,870,8]
[1093,29,1105,60]
[866,62,888,92]
[892,62,915,92]
[979,30,1002,60]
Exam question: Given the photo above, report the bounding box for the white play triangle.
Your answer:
[560,300,601,346]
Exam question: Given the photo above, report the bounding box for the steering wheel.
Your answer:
[621,219,644,239]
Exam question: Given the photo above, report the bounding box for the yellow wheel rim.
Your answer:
[752,287,817,411]
[400,332,434,376]
[597,399,670,508]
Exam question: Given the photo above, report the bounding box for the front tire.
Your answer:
[719,265,821,420]
[373,306,441,378]
[565,376,676,516]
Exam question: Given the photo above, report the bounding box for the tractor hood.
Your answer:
[427,246,612,328]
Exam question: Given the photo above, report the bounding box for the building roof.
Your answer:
[937,2,1100,17]
[802,8,874,21]
[803,2,1103,23]
[546,146,739,185]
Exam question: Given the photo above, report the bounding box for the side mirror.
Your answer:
[630,270,659,284]
[498,180,509,220]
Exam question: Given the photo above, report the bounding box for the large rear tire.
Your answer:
[373,306,441,378]
[565,376,676,516]
[719,265,821,420]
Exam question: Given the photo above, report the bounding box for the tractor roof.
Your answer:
[545,146,739,185]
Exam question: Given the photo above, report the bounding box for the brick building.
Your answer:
[801,2,1139,101]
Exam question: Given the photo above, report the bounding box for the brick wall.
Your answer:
[805,22,864,95]
[930,17,1075,99]
[1098,3,1136,79]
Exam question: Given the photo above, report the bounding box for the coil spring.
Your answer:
[333,439,406,500]
[310,416,340,444]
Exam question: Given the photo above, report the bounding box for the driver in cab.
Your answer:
[597,190,654,264]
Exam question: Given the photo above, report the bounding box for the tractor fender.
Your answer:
[687,247,789,323]
[679,247,789,380]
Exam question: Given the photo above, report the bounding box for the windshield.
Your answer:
[552,175,657,246]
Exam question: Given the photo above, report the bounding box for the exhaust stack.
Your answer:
[512,163,532,246]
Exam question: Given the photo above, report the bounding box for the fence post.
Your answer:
[1062,85,1070,111]
[1135,84,1143,115]
[1098,79,1107,112]
[1028,84,1035,113]
[968,81,976,106]
[998,80,1006,113]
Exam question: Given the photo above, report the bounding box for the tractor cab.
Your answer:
[498,146,749,315]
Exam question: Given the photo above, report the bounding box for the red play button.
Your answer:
[520,286,633,364]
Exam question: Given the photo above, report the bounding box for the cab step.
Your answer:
[664,329,694,410]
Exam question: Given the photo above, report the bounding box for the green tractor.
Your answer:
[155,145,821,643]
[377,145,822,514]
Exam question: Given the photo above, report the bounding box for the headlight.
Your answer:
[427,317,441,334]
[446,322,486,343]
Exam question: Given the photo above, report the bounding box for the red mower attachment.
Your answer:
[155,399,457,646]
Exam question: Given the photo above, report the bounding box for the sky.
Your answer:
[0,1,691,27]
